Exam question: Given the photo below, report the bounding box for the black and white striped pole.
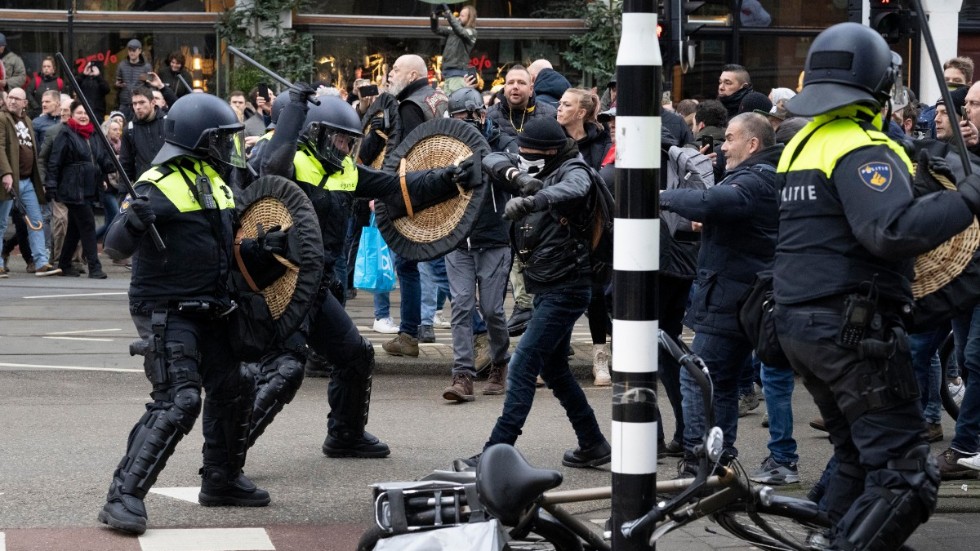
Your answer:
[611,0,661,549]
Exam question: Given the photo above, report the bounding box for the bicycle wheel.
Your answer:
[712,494,831,551]
[939,331,961,420]
[355,525,386,551]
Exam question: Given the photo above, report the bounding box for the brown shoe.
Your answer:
[382,332,419,357]
[473,333,491,375]
[809,416,827,432]
[442,374,474,402]
[937,448,980,480]
[483,362,507,395]
[25,262,35,273]
[925,422,944,443]
[34,263,63,277]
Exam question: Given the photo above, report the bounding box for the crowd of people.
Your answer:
[3,13,980,550]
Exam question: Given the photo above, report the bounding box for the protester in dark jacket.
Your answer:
[528,59,570,110]
[157,51,193,97]
[77,61,112,122]
[114,39,152,120]
[46,100,115,278]
[660,112,781,468]
[487,64,557,138]
[119,85,165,182]
[557,88,611,171]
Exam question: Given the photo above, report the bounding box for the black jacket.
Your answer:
[458,121,518,251]
[509,155,594,294]
[46,124,116,205]
[77,72,111,121]
[120,107,166,182]
[661,145,782,337]
[573,124,612,171]
[488,96,558,138]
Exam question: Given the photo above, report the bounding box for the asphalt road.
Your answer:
[1,267,979,550]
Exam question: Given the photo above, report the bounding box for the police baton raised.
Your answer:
[910,0,971,177]
[55,52,166,250]
[225,46,320,106]
[176,73,194,95]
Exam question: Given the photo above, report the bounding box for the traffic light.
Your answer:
[670,1,705,71]
[870,0,911,44]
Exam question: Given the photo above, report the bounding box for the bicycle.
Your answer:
[357,330,831,551]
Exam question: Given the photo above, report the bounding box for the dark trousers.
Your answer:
[657,275,691,445]
[59,202,100,270]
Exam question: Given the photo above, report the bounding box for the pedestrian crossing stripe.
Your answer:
[138,528,273,551]
[149,486,202,504]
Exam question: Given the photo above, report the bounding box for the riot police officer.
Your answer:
[98,94,276,535]
[774,23,980,550]
[246,88,480,458]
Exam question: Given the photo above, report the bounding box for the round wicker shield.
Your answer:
[375,117,491,261]
[234,175,324,338]
[911,166,980,299]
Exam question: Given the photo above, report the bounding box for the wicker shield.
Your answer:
[233,175,324,338]
[909,165,980,330]
[375,117,491,261]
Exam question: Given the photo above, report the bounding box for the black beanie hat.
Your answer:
[737,91,773,116]
[518,116,568,150]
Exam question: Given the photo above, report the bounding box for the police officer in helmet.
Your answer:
[447,86,516,154]
[246,85,481,458]
[774,22,980,550]
[98,93,277,534]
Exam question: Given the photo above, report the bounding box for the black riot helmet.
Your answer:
[300,95,363,173]
[152,93,246,168]
[447,87,486,130]
[788,22,902,117]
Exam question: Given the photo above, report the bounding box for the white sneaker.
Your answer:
[372,317,399,334]
[957,452,980,471]
[432,311,451,328]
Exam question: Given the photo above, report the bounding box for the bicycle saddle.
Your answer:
[476,444,563,526]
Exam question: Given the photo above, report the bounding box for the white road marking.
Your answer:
[47,328,123,335]
[149,487,201,503]
[139,528,274,551]
[23,291,127,299]
[1,531,5,551]
[0,362,140,373]
[42,336,115,342]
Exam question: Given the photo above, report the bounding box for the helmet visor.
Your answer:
[207,128,247,169]
[309,122,362,169]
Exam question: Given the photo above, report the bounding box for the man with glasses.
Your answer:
[115,39,152,120]
[0,88,61,276]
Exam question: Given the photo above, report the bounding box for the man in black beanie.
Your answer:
[455,116,611,470]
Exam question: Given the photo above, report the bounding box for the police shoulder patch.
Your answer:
[857,162,892,192]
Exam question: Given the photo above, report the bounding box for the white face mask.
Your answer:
[518,155,547,175]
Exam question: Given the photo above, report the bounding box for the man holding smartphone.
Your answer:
[115,39,152,121]
[430,3,477,96]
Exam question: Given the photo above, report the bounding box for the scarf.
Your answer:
[68,118,95,139]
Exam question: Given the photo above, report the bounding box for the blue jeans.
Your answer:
[761,363,798,464]
[739,354,760,396]
[395,256,420,337]
[374,292,391,320]
[952,313,970,379]
[681,331,752,458]
[95,191,120,242]
[17,179,49,266]
[952,304,980,454]
[0,199,13,268]
[419,257,450,325]
[484,287,605,450]
[909,327,946,425]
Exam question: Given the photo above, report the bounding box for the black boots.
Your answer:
[322,430,391,458]
[98,485,148,535]
[198,467,271,507]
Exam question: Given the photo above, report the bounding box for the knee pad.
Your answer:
[169,386,202,434]
[835,444,938,551]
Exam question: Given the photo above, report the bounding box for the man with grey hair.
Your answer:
[660,112,782,476]
[380,54,449,358]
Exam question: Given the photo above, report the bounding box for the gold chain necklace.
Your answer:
[510,107,527,133]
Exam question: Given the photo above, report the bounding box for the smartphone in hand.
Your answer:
[700,135,714,150]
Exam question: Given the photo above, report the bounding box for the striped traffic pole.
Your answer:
[611,0,661,549]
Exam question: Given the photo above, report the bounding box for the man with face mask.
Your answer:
[455,116,610,469]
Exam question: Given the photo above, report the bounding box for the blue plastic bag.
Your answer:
[354,213,396,293]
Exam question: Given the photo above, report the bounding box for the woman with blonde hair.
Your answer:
[557,87,611,171]
[556,87,613,386]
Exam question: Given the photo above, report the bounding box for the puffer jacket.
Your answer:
[46,124,116,204]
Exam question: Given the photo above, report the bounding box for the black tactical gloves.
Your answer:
[504,196,537,220]
[127,196,156,231]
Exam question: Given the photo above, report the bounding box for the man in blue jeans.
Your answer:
[938,304,980,477]
[750,362,800,484]
[660,112,781,473]
[455,116,609,469]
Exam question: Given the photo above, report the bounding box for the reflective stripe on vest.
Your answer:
[293,146,358,191]
[778,107,913,177]
[138,160,235,212]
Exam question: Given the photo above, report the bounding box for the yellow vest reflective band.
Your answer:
[138,159,236,213]
[293,146,358,191]
[778,105,913,177]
